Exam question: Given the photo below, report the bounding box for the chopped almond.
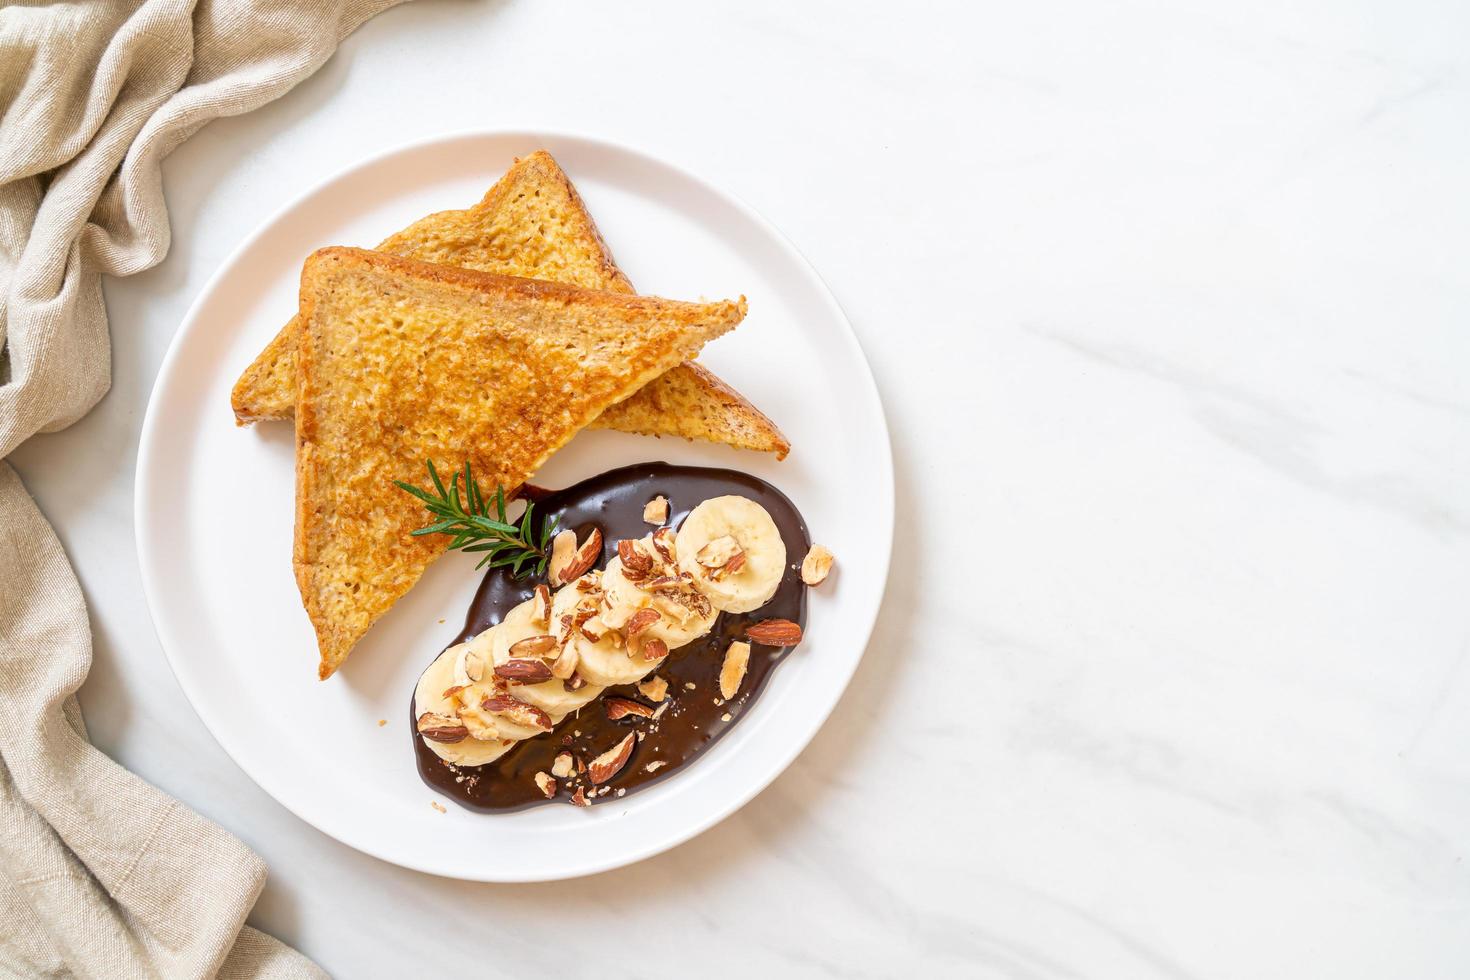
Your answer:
[605,697,655,721]
[588,733,636,784]
[801,544,835,586]
[643,495,670,524]
[719,641,751,700]
[638,676,669,703]
[531,584,553,624]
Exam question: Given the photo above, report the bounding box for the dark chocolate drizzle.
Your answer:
[411,462,809,811]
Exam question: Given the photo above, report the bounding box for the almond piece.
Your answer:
[588,732,636,784]
[551,752,575,778]
[651,526,678,564]
[547,530,577,586]
[568,528,603,579]
[579,615,609,643]
[719,641,751,700]
[638,637,669,662]
[532,584,553,624]
[569,786,590,807]
[618,539,654,578]
[745,619,803,647]
[683,590,713,619]
[638,676,669,703]
[493,659,554,683]
[643,495,669,525]
[533,771,557,798]
[445,686,502,741]
[605,697,655,721]
[695,534,743,570]
[549,642,579,680]
[453,646,484,684]
[509,634,557,658]
[481,695,552,732]
[550,528,602,585]
[623,607,660,637]
[563,672,586,692]
[416,712,469,743]
[801,544,835,586]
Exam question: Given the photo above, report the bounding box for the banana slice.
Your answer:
[551,577,651,686]
[675,496,787,613]
[413,644,512,766]
[601,551,718,650]
[485,599,604,719]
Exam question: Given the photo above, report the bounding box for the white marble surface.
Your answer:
[10,1,1470,975]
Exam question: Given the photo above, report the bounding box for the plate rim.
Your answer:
[134,128,894,881]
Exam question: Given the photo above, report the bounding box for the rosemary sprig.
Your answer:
[393,460,557,578]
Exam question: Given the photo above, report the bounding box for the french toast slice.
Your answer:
[233,151,787,457]
[293,247,746,679]
[594,361,788,458]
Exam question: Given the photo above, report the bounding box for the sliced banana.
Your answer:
[551,577,649,686]
[601,551,717,649]
[675,496,786,613]
[413,645,512,766]
[485,599,604,718]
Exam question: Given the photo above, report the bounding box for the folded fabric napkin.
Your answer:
[0,2,406,975]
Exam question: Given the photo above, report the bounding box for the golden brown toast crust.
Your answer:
[591,362,790,460]
[232,151,787,457]
[293,247,746,679]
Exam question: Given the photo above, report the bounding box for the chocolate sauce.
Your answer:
[411,462,810,811]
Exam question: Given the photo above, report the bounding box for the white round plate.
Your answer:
[136,131,892,881]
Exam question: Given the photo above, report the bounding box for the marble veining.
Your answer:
[9,0,1470,976]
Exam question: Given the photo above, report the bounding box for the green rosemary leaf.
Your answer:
[448,473,464,514]
[463,460,480,516]
[409,525,457,540]
[392,480,439,505]
[466,514,519,536]
[394,460,551,580]
[426,459,447,500]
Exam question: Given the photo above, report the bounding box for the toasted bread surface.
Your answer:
[591,362,790,459]
[293,247,745,679]
[231,152,786,456]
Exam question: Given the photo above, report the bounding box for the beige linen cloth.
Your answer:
[0,2,407,976]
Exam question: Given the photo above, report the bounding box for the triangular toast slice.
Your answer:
[592,362,788,457]
[233,151,787,458]
[294,247,746,679]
